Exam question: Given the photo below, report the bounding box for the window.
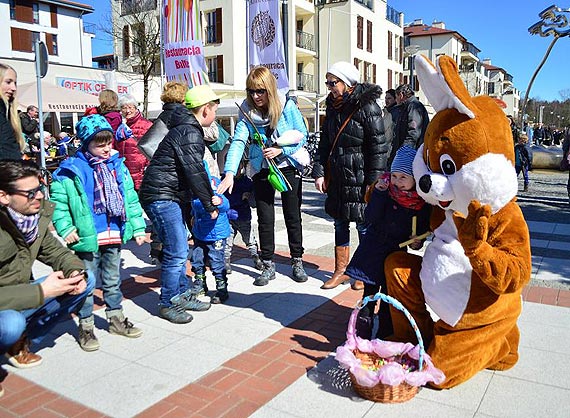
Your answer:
[50,5,57,28]
[399,36,403,63]
[388,69,393,89]
[32,3,39,24]
[488,82,495,95]
[366,20,372,52]
[364,62,373,83]
[11,27,33,52]
[206,56,224,83]
[9,0,16,20]
[122,26,130,57]
[132,23,145,55]
[205,8,222,44]
[354,58,361,74]
[357,16,363,49]
[46,33,58,55]
[121,0,156,16]
[387,31,392,60]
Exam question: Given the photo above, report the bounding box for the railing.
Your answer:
[386,5,401,26]
[461,42,480,57]
[354,0,373,10]
[205,25,218,44]
[297,72,314,91]
[83,23,96,35]
[296,31,315,51]
[315,0,348,6]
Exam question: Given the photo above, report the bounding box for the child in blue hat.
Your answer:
[345,145,431,340]
[50,114,147,352]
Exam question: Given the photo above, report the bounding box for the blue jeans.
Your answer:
[144,200,190,307]
[76,245,123,320]
[192,238,227,280]
[334,218,368,247]
[0,274,95,350]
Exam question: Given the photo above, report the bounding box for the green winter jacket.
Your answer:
[0,201,85,311]
[50,151,146,252]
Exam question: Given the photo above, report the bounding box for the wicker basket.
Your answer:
[343,293,427,403]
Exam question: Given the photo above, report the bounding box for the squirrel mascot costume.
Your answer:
[384,55,531,389]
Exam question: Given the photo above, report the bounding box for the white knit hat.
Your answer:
[327,61,360,86]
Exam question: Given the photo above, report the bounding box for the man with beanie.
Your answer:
[50,114,147,351]
[345,145,431,339]
[388,84,430,167]
[0,159,94,397]
[312,61,388,291]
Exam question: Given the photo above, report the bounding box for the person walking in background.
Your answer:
[50,115,147,351]
[223,161,263,274]
[191,171,231,304]
[388,83,429,167]
[312,61,388,291]
[217,66,310,287]
[0,63,24,160]
[345,146,430,339]
[139,85,221,324]
[115,94,152,190]
[383,88,401,147]
[515,133,531,192]
[0,160,93,385]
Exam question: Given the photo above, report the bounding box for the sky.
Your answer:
[85,0,570,102]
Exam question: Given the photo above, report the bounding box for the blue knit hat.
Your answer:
[391,145,416,176]
[75,114,113,145]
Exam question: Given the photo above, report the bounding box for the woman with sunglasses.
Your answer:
[218,66,308,286]
[0,63,24,160]
[312,61,388,290]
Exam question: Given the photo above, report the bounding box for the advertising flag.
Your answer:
[247,0,289,91]
[162,0,208,86]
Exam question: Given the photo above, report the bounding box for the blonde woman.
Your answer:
[0,63,24,160]
[218,66,309,286]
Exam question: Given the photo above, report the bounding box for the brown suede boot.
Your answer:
[351,280,364,291]
[321,246,350,289]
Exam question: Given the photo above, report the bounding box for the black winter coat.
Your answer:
[389,96,429,167]
[313,83,388,223]
[19,112,39,136]
[0,100,22,161]
[138,104,216,213]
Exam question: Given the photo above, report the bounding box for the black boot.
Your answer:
[211,274,229,304]
[254,260,275,286]
[291,257,308,283]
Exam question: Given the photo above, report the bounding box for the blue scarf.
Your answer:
[7,207,40,244]
[84,151,126,220]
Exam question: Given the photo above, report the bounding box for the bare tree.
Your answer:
[559,89,570,102]
[100,0,161,116]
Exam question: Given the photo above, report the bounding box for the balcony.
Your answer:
[461,42,480,63]
[386,5,401,26]
[354,0,373,10]
[297,72,314,91]
[296,30,315,52]
[83,23,96,35]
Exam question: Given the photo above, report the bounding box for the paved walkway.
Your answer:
[1,186,569,417]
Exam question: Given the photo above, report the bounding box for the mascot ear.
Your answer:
[415,54,476,119]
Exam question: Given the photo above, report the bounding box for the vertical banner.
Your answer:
[247,0,289,91]
[162,0,208,86]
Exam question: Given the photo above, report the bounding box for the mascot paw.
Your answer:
[453,200,491,254]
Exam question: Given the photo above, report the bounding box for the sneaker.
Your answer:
[192,274,208,296]
[172,290,211,312]
[78,325,100,352]
[108,315,143,338]
[253,260,275,286]
[5,337,43,368]
[291,257,308,283]
[211,290,229,304]
[523,183,529,192]
[252,254,264,270]
[159,305,193,324]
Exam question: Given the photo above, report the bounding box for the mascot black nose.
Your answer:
[419,175,432,194]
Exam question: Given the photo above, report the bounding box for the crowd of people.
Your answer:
[1,57,488,398]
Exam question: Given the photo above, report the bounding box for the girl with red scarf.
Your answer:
[345,146,430,340]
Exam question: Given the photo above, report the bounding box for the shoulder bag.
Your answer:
[324,106,358,190]
[137,117,169,160]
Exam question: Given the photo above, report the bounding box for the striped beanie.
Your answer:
[391,145,416,176]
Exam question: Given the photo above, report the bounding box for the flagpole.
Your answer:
[282,0,288,74]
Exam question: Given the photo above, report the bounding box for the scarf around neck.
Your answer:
[7,206,40,244]
[84,151,126,220]
[388,182,425,211]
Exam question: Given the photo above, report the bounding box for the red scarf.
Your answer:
[388,182,425,211]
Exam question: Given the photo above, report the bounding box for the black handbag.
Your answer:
[137,117,169,160]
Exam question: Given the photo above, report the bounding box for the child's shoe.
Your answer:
[224,258,232,275]
[172,290,211,311]
[78,321,100,352]
[159,305,193,324]
[523,183,529,192]
[252,253,264,270]
[192,274,208,296]
[212,275,229,304]
[108,311,142,338]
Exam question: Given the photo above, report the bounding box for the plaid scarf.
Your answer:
[388,182,425,211]
[84,151,126,220]
[7,207,40,244]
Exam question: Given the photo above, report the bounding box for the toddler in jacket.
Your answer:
[345,146,431,339]
[50,114,147,352]
[191,164,231,304]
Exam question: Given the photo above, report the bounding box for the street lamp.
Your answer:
[519,5,570,127]
[404,44,420,91]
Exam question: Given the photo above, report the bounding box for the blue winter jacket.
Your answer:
[191,176,231,242]
[224,99,308,175]
[50,150,147,252]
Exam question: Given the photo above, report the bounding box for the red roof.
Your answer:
[404,24,466,43]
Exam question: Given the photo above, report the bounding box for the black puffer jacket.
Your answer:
[389,95,429,166]
[138,104,215,213]
[0,100,22,161]
[313,83,388,222]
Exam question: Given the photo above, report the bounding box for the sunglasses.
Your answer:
[324,80,340,87]
[9,184,46,200]
[247,88,267,96]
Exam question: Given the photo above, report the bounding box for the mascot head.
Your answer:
[412,55,518,216]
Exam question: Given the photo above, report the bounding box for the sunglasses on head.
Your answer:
[9,184,46,200]
[324,79,340,87]
[247,88,267,96]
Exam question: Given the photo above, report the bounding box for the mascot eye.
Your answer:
[439,154,457,175]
